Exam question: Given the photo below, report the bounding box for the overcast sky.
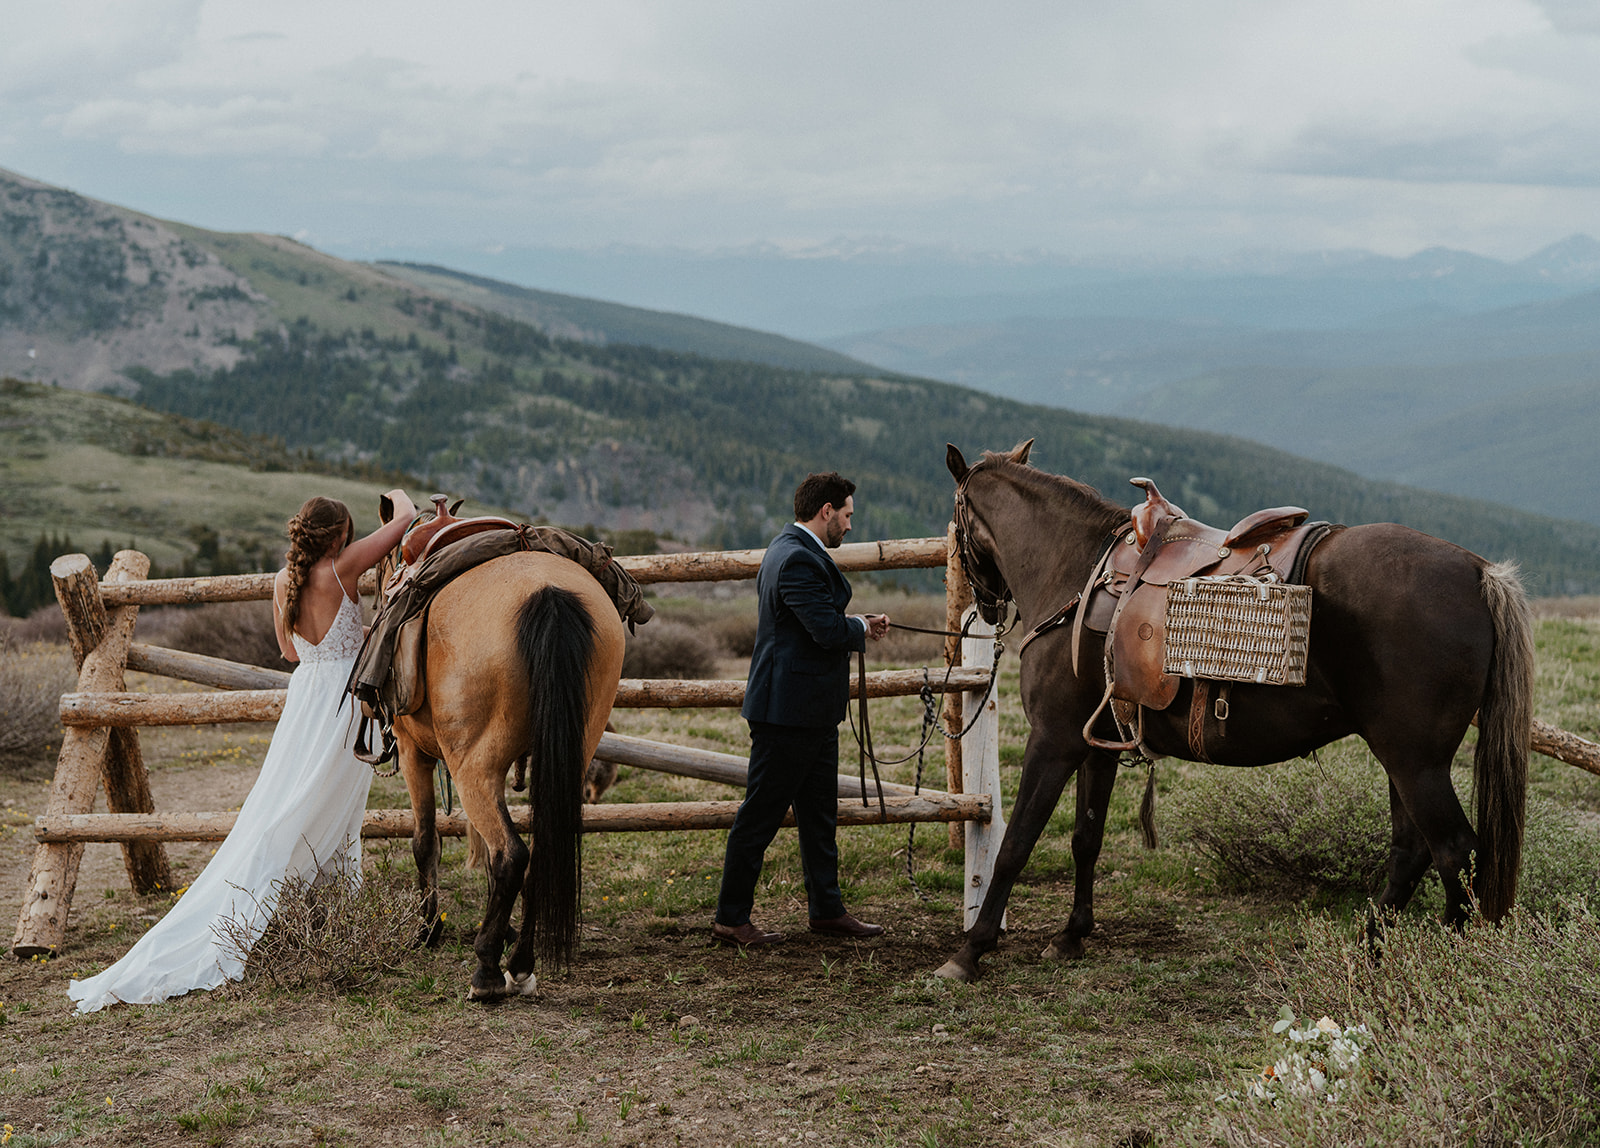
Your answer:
[4,0,1600,266]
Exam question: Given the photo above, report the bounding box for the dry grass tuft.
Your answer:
[214,859,424,992]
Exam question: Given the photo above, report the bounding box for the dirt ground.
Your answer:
[0,716,1266,1148]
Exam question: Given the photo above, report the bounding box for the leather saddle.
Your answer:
[1073,477,1331,753]
[385,495,521,603]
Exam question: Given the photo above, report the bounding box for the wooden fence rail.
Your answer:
[58,667,990,728]
[15,534,996,959]
[36,793,991,845]
[94,538,950,606]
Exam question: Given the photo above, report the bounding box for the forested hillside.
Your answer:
[127,303,1600,595]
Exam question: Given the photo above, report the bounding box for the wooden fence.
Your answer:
[14,533,1008,958]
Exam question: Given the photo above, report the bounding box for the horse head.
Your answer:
[947,440,1032,624]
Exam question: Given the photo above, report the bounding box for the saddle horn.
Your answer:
[1129,477,1186,549]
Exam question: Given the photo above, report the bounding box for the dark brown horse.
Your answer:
[936,441,1533,981]
[385,552,625,999]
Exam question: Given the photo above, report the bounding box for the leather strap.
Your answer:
[856,649,887,819]
[1071,523,1133,674]
[1187,680,1213,763]
[1016,592,1082,657]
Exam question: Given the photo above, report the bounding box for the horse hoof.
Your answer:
[932,960,973,982]
[467,971,513,1002]
[1041,938,1085,962]
[506,970,538,997]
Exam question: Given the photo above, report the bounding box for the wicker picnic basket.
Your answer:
[1162,574,1312,686]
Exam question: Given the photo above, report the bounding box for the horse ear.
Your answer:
[378,494,394,525]
[946,444,970,483]
[1010,438,1034,465]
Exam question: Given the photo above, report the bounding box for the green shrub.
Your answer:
[1189,906,1600,1146]
[1167,748,1389,897]
[1496,794,1600,917]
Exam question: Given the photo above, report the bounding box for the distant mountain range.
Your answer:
[821,240,1600,528]
[5,164,1600,594]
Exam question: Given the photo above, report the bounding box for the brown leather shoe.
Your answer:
[809,913,885,939]
[710,921,784,947]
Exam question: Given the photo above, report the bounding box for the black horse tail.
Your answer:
[1474,560,1533,921]
[516,585,596,968]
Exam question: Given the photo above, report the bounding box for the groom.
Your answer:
[712,471,890,947]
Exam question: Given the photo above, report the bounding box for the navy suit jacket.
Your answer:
[741,524,867,728]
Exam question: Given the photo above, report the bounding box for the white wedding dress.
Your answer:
[70,588,373,1013]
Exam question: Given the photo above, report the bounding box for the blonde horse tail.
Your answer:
[1474,560,1532,921]
[516,585,597,968]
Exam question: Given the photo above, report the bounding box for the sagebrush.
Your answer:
[1169,743,1600,917]
[156,600,285,669]
[1167,749,1389,897]
[621,619,719,678]
[0,637,72,765]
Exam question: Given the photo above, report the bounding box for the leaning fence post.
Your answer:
[92,552,170,895]
[960,608,1005,932]
[12,551,169,959]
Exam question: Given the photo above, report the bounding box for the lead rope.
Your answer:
[856,649,887,820]
[901,670,941,902]
[846,610,1009,899]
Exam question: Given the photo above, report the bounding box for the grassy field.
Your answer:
[0,379,415,577]
[0,595,1597,1145]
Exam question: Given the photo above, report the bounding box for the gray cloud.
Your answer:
[5,1,1600,260]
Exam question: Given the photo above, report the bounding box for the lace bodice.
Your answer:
[292,592,364,664]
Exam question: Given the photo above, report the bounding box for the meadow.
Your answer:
[0,591,1597,1145]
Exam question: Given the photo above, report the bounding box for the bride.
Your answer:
[69,490,417,1013]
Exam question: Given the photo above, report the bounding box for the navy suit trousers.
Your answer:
[715,721,845,925]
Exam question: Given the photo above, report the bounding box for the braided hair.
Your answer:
[280,497,354,636]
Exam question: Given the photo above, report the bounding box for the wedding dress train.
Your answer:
[69,590,373,1013]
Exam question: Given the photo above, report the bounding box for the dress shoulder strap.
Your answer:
[333,564,353,602]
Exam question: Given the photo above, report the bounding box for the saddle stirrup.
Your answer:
[1083,680,1142,753]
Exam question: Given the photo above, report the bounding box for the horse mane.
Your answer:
[976,453,1129,536]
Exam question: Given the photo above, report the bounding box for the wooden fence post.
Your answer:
[944,522,972,848]
[960,608,1005,932]
[12,552,169,958]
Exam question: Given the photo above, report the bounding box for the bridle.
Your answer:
[951,462,1016,627]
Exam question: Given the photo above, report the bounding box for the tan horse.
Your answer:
[389,551,625,1000]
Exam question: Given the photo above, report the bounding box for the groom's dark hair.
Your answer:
[794,472,856,522]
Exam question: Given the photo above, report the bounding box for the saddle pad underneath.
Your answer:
[1163,576,1311,686]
